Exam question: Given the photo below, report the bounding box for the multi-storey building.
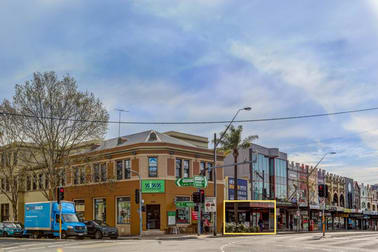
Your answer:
[224,144,289,230]
[0,130,225,236]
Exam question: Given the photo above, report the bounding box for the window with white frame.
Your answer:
[32,174,37,190]
[38,174,43,190]
[207,162,213,181]
[176,159,182,178]
[183,160,190,178]
[200,162,206,176]
[116,160,131,180]
[73,166,86,185]
[148,157,158,177]
[93,163,107,182]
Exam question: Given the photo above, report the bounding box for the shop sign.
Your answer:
[363,210,378,215]
[167,211,176,226]
[175,201,195,208]
[204,197,216,213]
[344,208,352,213]
[142,180,165,193]
[192,210,198,221]
[277,201,294,207]
[228,177,248,200]
[310,204,320,210]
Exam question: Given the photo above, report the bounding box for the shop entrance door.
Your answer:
[147,205,160,229]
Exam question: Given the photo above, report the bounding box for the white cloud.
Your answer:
[229,41,377,112]
[344,115,378,150]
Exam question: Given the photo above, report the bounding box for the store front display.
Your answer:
[94,198,106,223]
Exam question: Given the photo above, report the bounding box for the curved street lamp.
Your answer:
[213,106,252,236]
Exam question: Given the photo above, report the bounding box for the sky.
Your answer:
[1,0,378,184]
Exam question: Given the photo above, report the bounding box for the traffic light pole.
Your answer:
[322,184,326,238]
[197,189,201,236]
[59,203,62,239]
[128,168,142,238]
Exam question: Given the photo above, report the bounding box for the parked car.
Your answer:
[0,222,24,237]
[84,220,118,239]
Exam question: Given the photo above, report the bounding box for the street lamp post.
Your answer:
[213,107,251,236]
[305,152,336,233]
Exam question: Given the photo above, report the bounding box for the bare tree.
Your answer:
[3,71,109,200]
[0,103,26,221]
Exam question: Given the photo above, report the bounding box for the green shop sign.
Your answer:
[142,180,165,193]
[175,201,195,208]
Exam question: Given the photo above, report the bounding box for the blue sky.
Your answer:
[1,0,378,184]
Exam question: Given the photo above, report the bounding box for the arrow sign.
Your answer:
[176,176,208,188]
[176,177,194,187]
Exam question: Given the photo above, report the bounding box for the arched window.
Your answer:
[339,194,345,207]
[373,205,376,211]
[367,202,371,210]
[333,193,338,206]
[362,202,366,209]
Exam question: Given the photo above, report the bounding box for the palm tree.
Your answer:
[217,125,258,224]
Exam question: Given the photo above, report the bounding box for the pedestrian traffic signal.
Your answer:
[57,187,64,204]
[318,184,328,198]
[135,189,140,204]
[318,184,324,197]
[193,191,200,203]
[325,185,329,198]
[199,189,205,204]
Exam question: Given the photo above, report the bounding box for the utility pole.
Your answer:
[306,152,336,232]
[213,133,217,236]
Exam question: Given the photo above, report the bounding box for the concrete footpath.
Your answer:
[118,230,378,240]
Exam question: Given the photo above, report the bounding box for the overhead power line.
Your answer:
[0,107,377,125]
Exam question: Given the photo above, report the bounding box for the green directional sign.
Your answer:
[175,201,195,208]
[175,177,194,187]
[175,176,208,188]
[194,176,208,188]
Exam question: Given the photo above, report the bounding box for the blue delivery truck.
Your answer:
[24,201,87,239]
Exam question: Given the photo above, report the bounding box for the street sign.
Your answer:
[175,201,195,208]
[167,211,176,226]
[175,177,194,187]
[204,197,216,213]
[175,176,208,188]
[194,176,208,188]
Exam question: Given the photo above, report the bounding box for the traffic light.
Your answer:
[135,189,140,204]
[318,184,325,197]
[57,187,64,204]
[324,185,329,198]
[199,189,205,204]
[193,191,200,203]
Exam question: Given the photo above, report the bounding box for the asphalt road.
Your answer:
[0,232,377,252]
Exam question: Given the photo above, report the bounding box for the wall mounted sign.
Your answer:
[142,180,165,193]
